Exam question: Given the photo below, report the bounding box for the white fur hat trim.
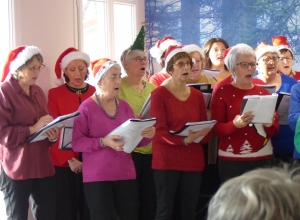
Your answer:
[9,46,41,73]
[60,51,90,70]
[183,44,205,59]
[256,46,280,61]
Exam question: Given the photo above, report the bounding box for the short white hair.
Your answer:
[224,43,256,81]
[207,165,300,220]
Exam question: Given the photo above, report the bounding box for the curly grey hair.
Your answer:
[207,165,300,220]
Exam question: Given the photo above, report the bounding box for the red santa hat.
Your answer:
[164,45,185,69]
[224,47,232,58]
[255,42,280,61]
[1,46,41,82]
[54,47,90,86]
[272,36,293,55]
[150,36,180,64]
[182,44,205,60]
[90,58,119,85]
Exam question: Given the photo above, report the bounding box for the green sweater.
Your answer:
[118,78,156,154]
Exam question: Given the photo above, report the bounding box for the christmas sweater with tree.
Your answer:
[211,84,279,161]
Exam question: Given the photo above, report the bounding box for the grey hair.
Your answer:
[120,49,147,73]
[13,53,44,80]
[224,44,256,82]
[207,165,300,220]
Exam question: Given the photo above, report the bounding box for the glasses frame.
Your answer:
[27,64,45,73]
[279,56,293,62]
[130,56,148,63]
[261,57,279,63]
[236,62,257,69]
[173,61,192,69]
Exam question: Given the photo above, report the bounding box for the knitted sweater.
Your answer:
[211,84,279,161]
[150,86,208,171]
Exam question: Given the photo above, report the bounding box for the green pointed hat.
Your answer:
[129,22,145,51]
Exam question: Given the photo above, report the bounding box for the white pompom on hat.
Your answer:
[54,47,90,86]
[1,46,41,82]
[150,36,180,64]
[255,42,280,61]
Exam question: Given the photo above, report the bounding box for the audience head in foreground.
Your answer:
[207,166,300,220]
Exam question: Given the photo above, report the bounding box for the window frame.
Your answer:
[77,0,144,61]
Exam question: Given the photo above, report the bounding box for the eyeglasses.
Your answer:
[173,61,192,69]
[279,56,292,62]
[236,62,256,69]
[261,57,279,63]
[27,64,45,72]
[131,56,148,63]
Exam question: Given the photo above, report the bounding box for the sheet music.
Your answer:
[139,94,151,119]
[27,111,80,143]
[107,118,157,153]
[203,68,220,78]
[277,94,290,125]
[241,94,278,124]
[169,120,216,143]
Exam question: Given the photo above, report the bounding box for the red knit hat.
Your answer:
[90,58,119,85]
[1,46,41,82]
[149,36,180,64]
[164,45,184,69]
[54,47,90,86]
[255,42,280,61]
[272,36,293,55]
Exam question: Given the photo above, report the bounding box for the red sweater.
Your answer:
[211,84,279,161]
[212,75,266,96]
[47,84,95,166]
[150,86,208,171]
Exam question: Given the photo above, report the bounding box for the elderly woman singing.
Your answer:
[211,44,279,182]
[72,58,155,220]
[151,45,210,219]
[0,46,60,220]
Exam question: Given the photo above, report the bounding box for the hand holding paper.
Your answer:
[169,120,216,143]
[102,135,125,151]
[141,126,155,139]
[29,115,53,134]
[233,111,254,128]
[185,127,211,145]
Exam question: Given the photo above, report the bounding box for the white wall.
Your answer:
[13,0,78,98]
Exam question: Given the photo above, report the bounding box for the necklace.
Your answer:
[66,83,88,95]
[25,95,40,122]
[94,93,119,119]
[66,83,89,104]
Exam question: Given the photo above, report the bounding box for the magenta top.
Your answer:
[0,76,55,180]
[72,97,151,183]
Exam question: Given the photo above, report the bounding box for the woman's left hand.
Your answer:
[45,126,61,141]
[262,113,276,127]
[141,126,155,139]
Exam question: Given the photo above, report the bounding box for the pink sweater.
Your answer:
[72,97,150,182]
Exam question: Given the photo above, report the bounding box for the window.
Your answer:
[0,0,12,80]
[81,0,142,65]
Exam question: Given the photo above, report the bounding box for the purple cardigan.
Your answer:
[72,97,150,183]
